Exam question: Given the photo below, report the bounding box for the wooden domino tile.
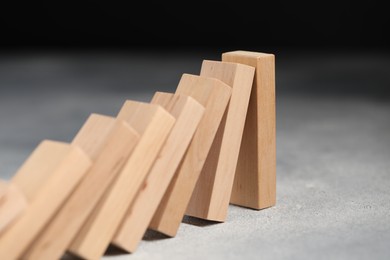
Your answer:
[186,60,255,222]
[149,74,232,237]
[112,92,204,253]
[222,51,276,210]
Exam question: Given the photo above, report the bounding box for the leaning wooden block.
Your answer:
[222,51,276,210]
[0,140,91,259]
[23,115,140,260]
[186,60,255,221]
[71,113,117,159]
[0,180,27,234]
[149,74,232,237]
[68,101,175,260]
[112,93,204,253]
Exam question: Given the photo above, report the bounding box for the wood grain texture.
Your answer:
[185,60,255,221]
[0,181,27,234]
[222,51,276,210]
[0,140,91,259]
[149,74,232,237]
[68,101,175,260]
[23,119,140,260]
[72,113,117,160]
[112,93,204,253]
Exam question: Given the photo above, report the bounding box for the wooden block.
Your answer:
[23,119,140,259]
[0,181,6,199]
[185,60,255,221]
[0,180,27,234]
[68,101,175,260]
[112,93,205,253]
[149,74,232,237]
[71,113,117,160]
[0,140,91,259]
[222,50,276,210]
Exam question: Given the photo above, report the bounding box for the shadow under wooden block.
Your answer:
[182,215,221,227]
[222,51,276,210]
[111,92,204,253]
[186,60,255,222]
[61,252,85,260]
[142,229,171,241]
[0,180,27,234]
[0,140,91,259]
[68,101,175,260]
[149,74,232,237]
[104,244,130,256]
[23,115,140,260]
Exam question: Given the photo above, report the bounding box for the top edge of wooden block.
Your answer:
[223,50,274,59]
[39,139,69,147]
[181,73,232,89]
[182,73,226,83]
[153,92,202,105]
[153,91,196,103]
[118,100,175,126]
[121,100,167,113]
[202,60,255,70]
[88,113,114,121]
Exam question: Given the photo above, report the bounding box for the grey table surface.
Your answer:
[0,51,389,260]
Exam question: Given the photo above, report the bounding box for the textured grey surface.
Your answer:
[0,52,389,259]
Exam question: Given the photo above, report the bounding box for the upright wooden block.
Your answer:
[112,93,204,253]
[23,116,140,260]
[222,51,276,210]
[186,60,255,221]
[68,101,175,260]
[0,180,27,234]
[149,74,232,237]
[0,141,91,259]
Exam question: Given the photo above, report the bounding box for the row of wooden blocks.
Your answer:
[0,50,276,259]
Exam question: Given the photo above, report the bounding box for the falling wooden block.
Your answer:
[112,93,205,253]
[149,74,232,237]
[71,113,117,159]
[222,51,276,210]
[0,180,27,234]
[23,115,140,260]
[0,140,91,259]
[68,101,175,260]
[185,60,255,221]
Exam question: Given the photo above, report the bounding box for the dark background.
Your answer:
[1,1,389,51]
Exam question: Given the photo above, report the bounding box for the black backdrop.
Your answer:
[1,1,388,51]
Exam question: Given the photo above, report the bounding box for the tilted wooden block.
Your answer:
[68,101,175,260]
[149,74,232,237]
[112,93,205,253]
[0,140,91,259]
[0,180,27,234]
[0,181,6,199]
[71,113,117,159]
[222,51,276,210]
[186,60,255,221]
[23,115,140,260]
